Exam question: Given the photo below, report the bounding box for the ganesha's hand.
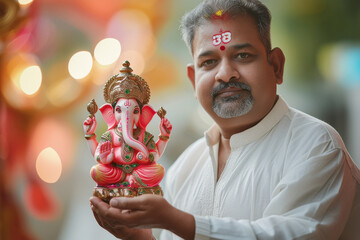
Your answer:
[83,116,97,135]
[159,118,172,137]
[99,141,113,164]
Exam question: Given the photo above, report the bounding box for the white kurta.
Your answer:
[160,96,360,240]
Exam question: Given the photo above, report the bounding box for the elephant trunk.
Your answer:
[120,111,149,160]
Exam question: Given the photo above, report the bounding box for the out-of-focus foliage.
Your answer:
[268,0,360,81]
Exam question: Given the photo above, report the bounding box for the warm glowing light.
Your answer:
[94,38,121,65]
[18,0,33,6]
[30,118,75,173]
[36,147,62,184]
[2,53,44,110]
[68,51,93,79]
[107,10,155,58]
[19,65,42,95]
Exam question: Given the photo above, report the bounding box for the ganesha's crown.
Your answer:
[103,61,151,105]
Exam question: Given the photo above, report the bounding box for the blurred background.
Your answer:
[0,0,359,239]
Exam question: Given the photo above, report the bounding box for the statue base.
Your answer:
[93,185,163,202]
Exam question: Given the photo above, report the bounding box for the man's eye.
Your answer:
[200,59,217,67]
[236,53,250,59]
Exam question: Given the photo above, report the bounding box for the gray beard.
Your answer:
[211,82,254,119]
[213,93,254,118]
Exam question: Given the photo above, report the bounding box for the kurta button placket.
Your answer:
[205,143,217,217]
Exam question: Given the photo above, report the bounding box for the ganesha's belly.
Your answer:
[113,147,136,164]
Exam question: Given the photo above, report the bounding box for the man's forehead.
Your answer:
[192,16,260,54]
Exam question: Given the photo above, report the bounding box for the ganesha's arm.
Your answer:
[87,137,98,157]
[154,117,172,160]
[155,139,168,160]
[143,133,166,163]
[83,116,98,156]
[150,149,160,163]
[148,136,169,162]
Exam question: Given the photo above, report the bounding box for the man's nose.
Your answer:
[215,60,240,82]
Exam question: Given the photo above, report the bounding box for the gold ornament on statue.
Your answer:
[103,60,151,105]
[86,99,98,132]
[87,99,98,117]
[157,107,167,119]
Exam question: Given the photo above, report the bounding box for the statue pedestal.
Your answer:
[93,185,163,202]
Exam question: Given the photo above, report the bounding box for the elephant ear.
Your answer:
[139,104,156,129]
[99,103,116,130]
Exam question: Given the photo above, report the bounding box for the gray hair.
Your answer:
[180,0,272,54]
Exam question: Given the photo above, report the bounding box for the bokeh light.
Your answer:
[318,43,360,88]
[29,117,76,173]
[68,51,93,80]
[1,53,47,110]
[94,38,121,65]
[7,53,38,88]
[107,10,156,59]
[18,0,34,6]
[19,65,42,95]
[36,147,62,184]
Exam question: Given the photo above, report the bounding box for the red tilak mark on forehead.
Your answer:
[211,11,228,20]
[220,46,225,51]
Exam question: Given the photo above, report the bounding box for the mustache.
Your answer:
[211,81,251,97]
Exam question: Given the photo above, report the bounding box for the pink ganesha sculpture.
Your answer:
[83,61,172,201]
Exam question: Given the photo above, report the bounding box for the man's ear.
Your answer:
[269,47,285,84]
[187,64,196,89]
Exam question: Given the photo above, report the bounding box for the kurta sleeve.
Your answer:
[194,148,358,240]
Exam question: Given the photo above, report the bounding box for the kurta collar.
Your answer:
[205,96,289,149]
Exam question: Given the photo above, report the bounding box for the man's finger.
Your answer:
[90,196,110,210]
[91,196,130,220]
[92,208,105,227]
[92,210,121,237]
[109,195,150,210]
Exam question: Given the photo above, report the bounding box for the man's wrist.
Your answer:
[166,207,195,240]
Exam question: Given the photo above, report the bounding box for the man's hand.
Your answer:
[90,196,153,240]
[90,194,195,240]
